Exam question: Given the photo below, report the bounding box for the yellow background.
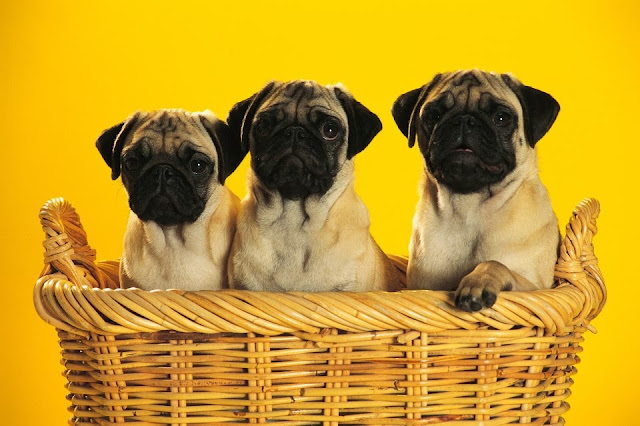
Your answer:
[1,1,637,424]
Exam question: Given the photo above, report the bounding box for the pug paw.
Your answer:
[454,261,513,312]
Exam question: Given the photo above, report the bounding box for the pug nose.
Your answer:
[284,126,308,141]
[154,164,175,180]
[454,115,478,127]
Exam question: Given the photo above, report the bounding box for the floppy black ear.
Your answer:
[518,85,560,146]
[501,75,560,147]
[95,112,140,180]
[391,88,423,148]
[96,122,123,168]
[333,86,382,159]
[391,74,442,148]
[227,81,277,154]
[199,113,246,184]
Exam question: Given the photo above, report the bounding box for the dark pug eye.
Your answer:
[493,111,514,127]
[254,116,273,137]
[321,121,340,141]
[123,156,140,171]
[189,158,208,174]
[424,108,442,123]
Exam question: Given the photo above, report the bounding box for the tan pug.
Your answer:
[96,109,246,290]
[392,69,560,311]
[226,80,402,292]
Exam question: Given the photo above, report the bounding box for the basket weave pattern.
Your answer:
[35,198,605,425]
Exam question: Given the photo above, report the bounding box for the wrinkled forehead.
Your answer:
[132,110,215,156]
[427,70,521,114]
[136,110,196,137]
[260,81,347,123]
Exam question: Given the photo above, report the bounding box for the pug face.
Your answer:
[392,70,560,193]
[251,82,350,199]
[227,80,382,200]
[96,109,243,226]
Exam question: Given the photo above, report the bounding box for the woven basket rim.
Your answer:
[34,197,606,339]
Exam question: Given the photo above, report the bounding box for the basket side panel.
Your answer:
[54,327,586,424]
[92,333,128,423]
[58,330,103,424]
[323,328,351,425]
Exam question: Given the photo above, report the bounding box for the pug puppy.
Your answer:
[226,80,402,292]
[392,69,560,311]
[96,109,245,290]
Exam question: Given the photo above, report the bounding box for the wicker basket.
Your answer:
[34,197,606,425]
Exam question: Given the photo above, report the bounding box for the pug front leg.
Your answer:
[454,260,537,312]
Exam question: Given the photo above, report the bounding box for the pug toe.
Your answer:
[455,273,504,312]
[481,288,497,307]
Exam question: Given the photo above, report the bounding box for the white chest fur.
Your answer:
[120,188,237,291]
[408,169,559,291]
[229,173,378,292]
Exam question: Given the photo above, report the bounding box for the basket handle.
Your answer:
[555,198,606,322]
[39,197,117,289]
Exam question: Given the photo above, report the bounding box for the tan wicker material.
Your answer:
[34,197,605,425]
